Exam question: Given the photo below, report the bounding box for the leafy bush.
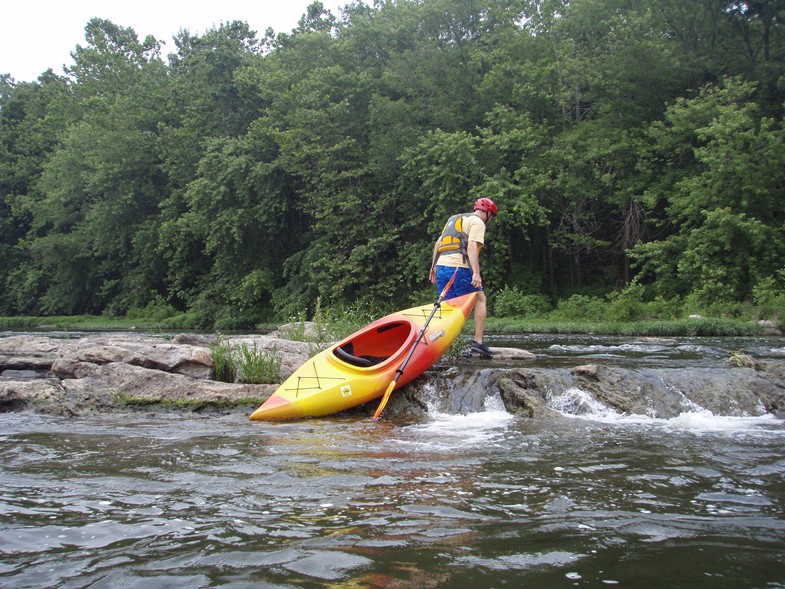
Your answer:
[214,312,264,331]
[160,312,202,330]
[494,286,552,318]
[606,283,646,322]
[644,296,684,320]
[125,298,179,322]
[317,300,388,341]
[682,293,753,319]
[753,271,785,320]
[550,294,607,321]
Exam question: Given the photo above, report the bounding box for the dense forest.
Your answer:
[1,0,784,328]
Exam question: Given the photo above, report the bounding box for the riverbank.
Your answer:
[1,314,781,337]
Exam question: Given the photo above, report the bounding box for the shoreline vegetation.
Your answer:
[0,311,780,339]
[1,281,782,340]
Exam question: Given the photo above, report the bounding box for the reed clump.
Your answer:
[210,336,282,384]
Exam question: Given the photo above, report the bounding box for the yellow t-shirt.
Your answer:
[438,214,486,269]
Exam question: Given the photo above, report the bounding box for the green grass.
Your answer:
[484,317,764,337]
[0,307,773,339]
[209,337,282,384]
[0,315,157,330]
[235,342,282,384]
[0,314,278,332]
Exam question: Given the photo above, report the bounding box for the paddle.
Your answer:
[372,267,459,421]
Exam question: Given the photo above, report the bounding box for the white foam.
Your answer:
[665,410,780,433]
[547,389,783,434]
[401,394,514,447]
[548,388,625,420]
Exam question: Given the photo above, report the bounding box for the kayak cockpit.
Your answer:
[334,344,382,367]
[332,320,415,368]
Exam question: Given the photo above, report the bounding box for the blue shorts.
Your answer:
[436,266,481,299]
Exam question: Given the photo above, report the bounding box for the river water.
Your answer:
[2,335,785,588]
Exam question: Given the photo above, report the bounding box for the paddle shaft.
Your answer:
[372,267,459,420]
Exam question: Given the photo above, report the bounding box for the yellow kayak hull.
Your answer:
[250,292,477,420]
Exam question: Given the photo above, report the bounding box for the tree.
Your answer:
[14,19,170,314]
[0,72,75,313]
[631,77,785,301]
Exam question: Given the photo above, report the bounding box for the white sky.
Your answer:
[2,0,356,82]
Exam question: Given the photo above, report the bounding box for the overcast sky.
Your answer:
[2,0,356,83]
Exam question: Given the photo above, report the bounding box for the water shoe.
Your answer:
[471,340,494,358]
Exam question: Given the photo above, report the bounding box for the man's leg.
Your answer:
[470,291,493,357]
[473,290,488,344]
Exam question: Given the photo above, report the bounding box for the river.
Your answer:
[1,335,785,588]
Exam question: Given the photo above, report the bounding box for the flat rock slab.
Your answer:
[0,332,289,415]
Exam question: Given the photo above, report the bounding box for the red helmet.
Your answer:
[474,197,498,216]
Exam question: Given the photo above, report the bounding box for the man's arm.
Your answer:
[428,239,441,284]
[467,241,482,288]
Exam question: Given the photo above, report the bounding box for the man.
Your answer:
[428,197,497,358]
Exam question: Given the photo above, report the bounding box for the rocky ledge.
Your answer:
[1,331,783,420]
[0,332,296,416]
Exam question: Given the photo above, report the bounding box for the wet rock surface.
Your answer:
[387,355,785,420]
[1,331,784,419]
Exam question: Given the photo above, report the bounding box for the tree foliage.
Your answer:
[1,0,784,325]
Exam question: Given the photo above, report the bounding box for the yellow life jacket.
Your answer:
[436,213,477,263]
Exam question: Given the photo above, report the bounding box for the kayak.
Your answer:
[250,292,477,420]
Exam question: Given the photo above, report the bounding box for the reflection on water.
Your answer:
[2,401,784,589]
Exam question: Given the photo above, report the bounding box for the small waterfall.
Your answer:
[404,332,785,423]
[546,387,623,418]
[405,367,505,415]
[544,383,780,432]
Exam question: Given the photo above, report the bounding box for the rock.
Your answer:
[61,362,275,409]
[51,357,102,379]
[1,331,784,420]
[0,335,61,359]
[60,336,215,379]
[570,365,690,417]
[490,347,536,361]
[405,359,785,420]
[172,333,218,346]
[497,370,562,418]
[461,346,536,361]
[664,367,781,417]
[727,352,761,369]
[1,369,48,380]
[268,321,323,340]
[571,364,601,380]
[0,332,281,415]
[758,320,784,336]
[0,335,62,370]
[0,379,69,415]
